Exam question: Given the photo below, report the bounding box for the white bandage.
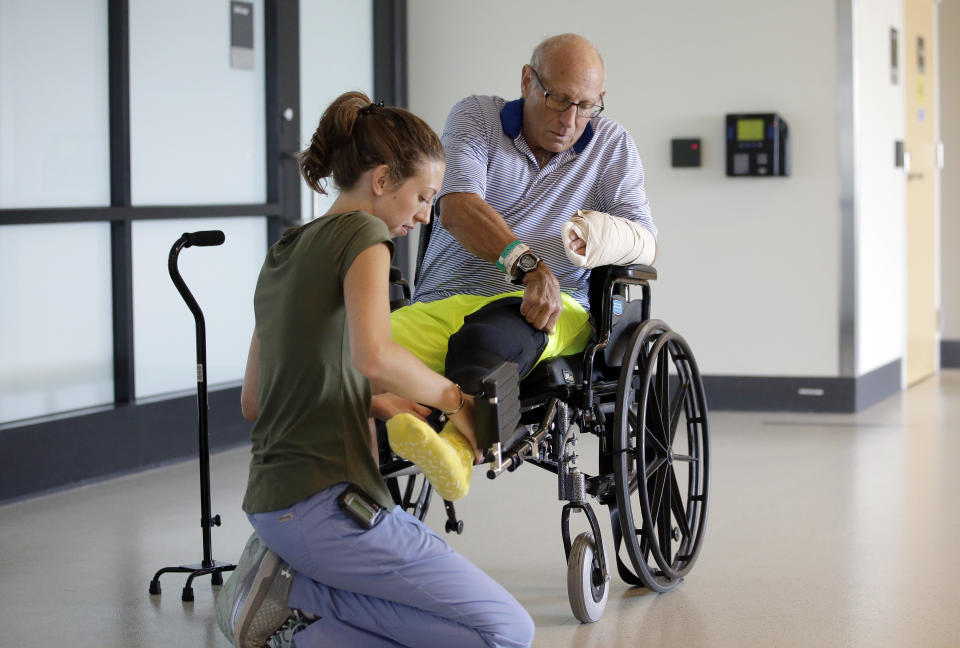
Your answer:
[560,210,657,268]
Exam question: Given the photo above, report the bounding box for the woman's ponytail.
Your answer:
[298,91,443,196]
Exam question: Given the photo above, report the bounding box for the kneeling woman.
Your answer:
[220,92,534,648]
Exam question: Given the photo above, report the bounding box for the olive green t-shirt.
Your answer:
[242,211,395,513]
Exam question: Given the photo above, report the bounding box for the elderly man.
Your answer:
[392,32,657,399]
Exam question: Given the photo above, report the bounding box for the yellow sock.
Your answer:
[386,413,473,501]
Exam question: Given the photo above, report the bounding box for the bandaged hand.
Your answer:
[560,209,657,268]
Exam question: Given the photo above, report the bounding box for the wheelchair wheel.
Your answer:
[613,320,710,592]
[567,532,609,623]
[385,474,433,521]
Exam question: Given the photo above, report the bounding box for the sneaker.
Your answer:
[265,609,314,648]
[215,532,295,648]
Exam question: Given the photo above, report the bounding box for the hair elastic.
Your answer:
[359,100,385,116]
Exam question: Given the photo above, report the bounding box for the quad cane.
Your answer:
[149,230,236,601]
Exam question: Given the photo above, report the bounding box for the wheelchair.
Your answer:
[380,226,710,623]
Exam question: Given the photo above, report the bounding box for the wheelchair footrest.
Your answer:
[475,362,522,453]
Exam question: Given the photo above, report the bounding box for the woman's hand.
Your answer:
[371,393,432,422]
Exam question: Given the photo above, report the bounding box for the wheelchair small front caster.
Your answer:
[445,519,464,534]
[148,580,161,596]
[567,532,608,623]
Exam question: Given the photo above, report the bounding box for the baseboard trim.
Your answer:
[0,360,907,503]
[942,340,960,368]
[703,359,901,413]
[0,386,251,505]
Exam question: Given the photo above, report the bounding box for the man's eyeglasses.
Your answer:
[530,68,604,119]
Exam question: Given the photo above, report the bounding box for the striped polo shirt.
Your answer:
[414,94,656,309]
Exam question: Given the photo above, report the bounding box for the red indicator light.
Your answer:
[691,142,699,150]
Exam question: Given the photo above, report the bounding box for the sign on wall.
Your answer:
[230,1,254,70]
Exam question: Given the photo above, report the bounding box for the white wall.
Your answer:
[409,0,843,377]
[854,0,907,375]
[299,0,373,221]
[940,1,960,341]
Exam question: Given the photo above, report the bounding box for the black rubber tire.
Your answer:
[612,320,710,592]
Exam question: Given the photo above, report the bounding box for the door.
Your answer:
[904,0,939,386]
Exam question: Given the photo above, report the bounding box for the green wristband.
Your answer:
[496,240,524,273]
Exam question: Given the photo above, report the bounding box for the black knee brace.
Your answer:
[444,298,547,394]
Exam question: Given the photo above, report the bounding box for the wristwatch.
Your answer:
[511,251,542,285]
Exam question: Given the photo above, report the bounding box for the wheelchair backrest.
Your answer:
[413,206,436,288]
[389,265,411,311]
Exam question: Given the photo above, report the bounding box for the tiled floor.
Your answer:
[2,372,958,647]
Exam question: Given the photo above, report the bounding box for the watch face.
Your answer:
[517,252,539,272]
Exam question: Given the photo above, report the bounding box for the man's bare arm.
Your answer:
[439,192,564,333]
[437,192,517,262]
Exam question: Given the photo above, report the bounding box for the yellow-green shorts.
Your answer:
[390,291,591,375]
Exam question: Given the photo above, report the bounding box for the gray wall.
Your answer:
[941,1,960,352]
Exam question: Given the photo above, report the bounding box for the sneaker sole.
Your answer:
[234,551,293,648]
[218,533,264,643]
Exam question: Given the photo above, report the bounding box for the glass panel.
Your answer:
[132,217,266,399]
[129,0,266,205]
[0,0,110,208]
[0,224,113,423]
[299,0,373,220]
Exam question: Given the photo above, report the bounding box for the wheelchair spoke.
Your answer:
[658,468,673,564]
[645,455,667,481]
[667,378,689,447]
[645,424,669,456]
[649,466,669,525]
[669,469,691,541]
[647,374,670,449]
[656,346,669,435]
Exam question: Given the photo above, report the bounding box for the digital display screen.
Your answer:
[346,494,374,517]
[737,119,765,142]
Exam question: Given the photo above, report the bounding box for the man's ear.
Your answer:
[370,164,391,196]
[520,64,532,97]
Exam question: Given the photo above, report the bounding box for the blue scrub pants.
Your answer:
[248,483,535,648]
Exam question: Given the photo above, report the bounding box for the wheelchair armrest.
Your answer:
[603,264,657,283]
